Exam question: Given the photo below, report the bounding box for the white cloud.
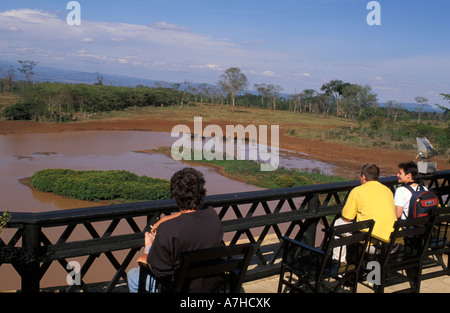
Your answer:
[81,37,94,43]
[0,9,55,24]
[150,21,189,32]
[2,8,446,105]
[8,26,22,32]
[189,64,224,71]
[0,8,287,83]
[262,71,276,77]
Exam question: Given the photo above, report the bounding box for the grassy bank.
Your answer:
[145,146,347,189]
[30,169,171,202]
[89,105,448,158]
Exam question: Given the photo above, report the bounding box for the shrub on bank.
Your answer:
[273,175,296,187]
[30,169,171,202]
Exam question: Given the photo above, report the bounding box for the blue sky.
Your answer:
[0,0,449,107]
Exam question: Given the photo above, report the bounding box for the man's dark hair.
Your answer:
[170,167,206,210]
[398,161,418,180]
[361,163,380,181]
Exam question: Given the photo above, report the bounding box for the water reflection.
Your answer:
[0,130,339,291]
[0,131,337,213]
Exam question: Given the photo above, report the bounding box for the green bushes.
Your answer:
[30,169,171,202]
[183,152,346,189]
[324,118,449,155]
[2,102,32,120]
[0,210,11,236]
[3,82,185,121]
[273,175,296,187]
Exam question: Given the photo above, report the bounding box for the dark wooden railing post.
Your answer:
[21,223,41,293]
[303,193,320,247]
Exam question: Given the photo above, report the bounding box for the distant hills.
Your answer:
[0,59,443,113]
[0,59,160,87]
[378,102,441,113]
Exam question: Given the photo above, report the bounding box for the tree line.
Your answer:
[1,61,448,158]
[1,61,448,126]
[2,82,186,121]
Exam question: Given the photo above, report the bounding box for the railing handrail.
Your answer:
[8,173,429,225]
[1,169,448,292]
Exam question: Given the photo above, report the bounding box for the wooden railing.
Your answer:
[1,170,449,293]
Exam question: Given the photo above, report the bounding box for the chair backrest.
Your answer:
[278,219,374,293]
[172,243,254,293]
[322,219,375,272]
[429,207,450,251]
[324,219,375,251]
[378,215,434,265]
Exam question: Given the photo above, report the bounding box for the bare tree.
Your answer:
[254,83,270,109]
[216,80,228,106]
[292,90,303,113]
[180,79,192,108]
[268,84,283,110]
[198,83,208,104]
[415,96,428,124]
[0,66,15,93]
[17,60,39,85]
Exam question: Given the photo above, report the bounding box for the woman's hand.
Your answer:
[137,231,156,265]
[145,231,155,251]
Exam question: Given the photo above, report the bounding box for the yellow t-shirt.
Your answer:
[342,181,397,242]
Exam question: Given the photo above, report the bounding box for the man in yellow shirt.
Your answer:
[341,163,397,242]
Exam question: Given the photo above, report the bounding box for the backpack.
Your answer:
[404,185,439,219]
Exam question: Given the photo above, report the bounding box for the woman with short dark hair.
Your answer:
[127,167,223,293]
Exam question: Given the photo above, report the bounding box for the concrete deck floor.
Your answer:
[243,254,450,293]
[32,254,448,293]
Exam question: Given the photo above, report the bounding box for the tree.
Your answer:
[198,83,208,104]
[17,60,39,85]
[435,93,450,160]
[414,96,428,123]
[94,75,104,86]
[435,93,450,119]
[321,80,350,116]
[180,79,192,108]
[386,100,403,122]
[254,83,270,109]
[292,90,303,113]
[341,84,377,128]
[216,80,228,106]
[316,92,331,117]
[1,66,16,93]
[268,84,283,110]
[218,68,248,112]
[302,89,317,113]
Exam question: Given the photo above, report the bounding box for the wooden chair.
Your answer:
[421,207,450,280]
[278,219,375,293]
[365,215,434,293]
[137,243,254,293]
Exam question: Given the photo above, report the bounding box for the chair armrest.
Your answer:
[281,236,324,256]
[137,262,152,293]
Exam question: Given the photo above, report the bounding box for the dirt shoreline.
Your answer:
[1,118,449,179]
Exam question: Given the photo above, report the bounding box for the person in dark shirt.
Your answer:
[127,167,223,293]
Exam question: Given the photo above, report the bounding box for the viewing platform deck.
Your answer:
[1,170,449,294]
